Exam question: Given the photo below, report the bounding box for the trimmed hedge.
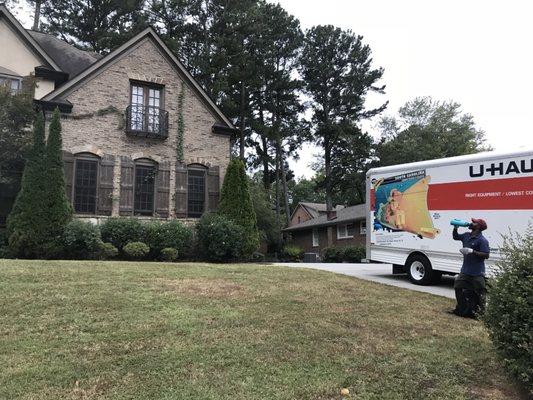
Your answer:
[99,242,118,260]
[197,213,245,262]
[483,228,533,393]
[323,245,365,263]
[100,218,143,251]
[123,242,150,260]
[280,244,304,262]
[62,219,102,260]
[159,247,178,262]
[143,221,192,259]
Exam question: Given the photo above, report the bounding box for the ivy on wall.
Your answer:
[63,106,125,130]
[177,82,185,162]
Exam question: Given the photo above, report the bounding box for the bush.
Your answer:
[123,242,150,260]
[159,247,178,262]
[196,213,244,262]
[100,218,143,251]
[251,251,265,262]
[281,244,304,262]
[0,229,8,258]
[143,221,193,259]
[62,219,102,259]
[483,227,533,393]
[323,247,342,263]
[99,242,118,260]
[342,245,366,262]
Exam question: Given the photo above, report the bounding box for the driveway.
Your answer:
[275,262,455,299]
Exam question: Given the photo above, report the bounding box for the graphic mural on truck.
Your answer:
[372,170,440,239]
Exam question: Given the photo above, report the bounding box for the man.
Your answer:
[450,218,490,318]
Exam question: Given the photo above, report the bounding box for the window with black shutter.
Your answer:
[74,158,98,213]
[134,163,156,216]
[188,167,206,218]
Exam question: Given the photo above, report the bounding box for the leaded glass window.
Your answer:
[134,164,156,216]
[188,168,206,218]
[74,159,98,213]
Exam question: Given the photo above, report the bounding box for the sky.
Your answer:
[10,1,533,179]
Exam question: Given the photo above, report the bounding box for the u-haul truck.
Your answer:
[365,149,533,285]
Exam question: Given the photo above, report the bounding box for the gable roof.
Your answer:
[0,5,61,71]
[42,27,236,129]
[28,30,101,77]
[290,201,345,221]
[284,203,366,232]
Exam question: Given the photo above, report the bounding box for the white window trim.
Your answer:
[0,75,22,93]
[360,220,367,235]
[337,223,355,239]
[312,228,319,247]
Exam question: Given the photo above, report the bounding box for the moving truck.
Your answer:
[365,149,533,285]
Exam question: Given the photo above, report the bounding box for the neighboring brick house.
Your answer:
[289,202,345,226]
[284,204,367,254]
[0,6,237,225]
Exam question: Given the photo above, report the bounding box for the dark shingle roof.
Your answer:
[299,202,344,218]
[27,30,101,77]
[284,203,366,232]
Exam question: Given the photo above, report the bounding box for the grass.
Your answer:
[0,260,525,400]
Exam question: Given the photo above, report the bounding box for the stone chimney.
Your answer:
[32,0,41,31]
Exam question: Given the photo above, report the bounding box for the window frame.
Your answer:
[187,164,207,218]
[133,159,158,217]
[128,80,165,134]
[73,153,100,215]
[360,220,367,235]
[337,223,355,239]
[312,228,319,247]
[0,75,22,93]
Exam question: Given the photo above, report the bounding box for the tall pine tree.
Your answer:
[218,158,259,257]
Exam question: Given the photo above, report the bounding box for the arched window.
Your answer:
[134,158,157,216]
[73,152,100,214]
[187,164,207,218]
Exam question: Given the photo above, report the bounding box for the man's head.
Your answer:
[470,218,487,232]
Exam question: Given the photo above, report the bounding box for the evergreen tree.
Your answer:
[218,158,259,256]
[6,113,48,258]
[42,108,73,257]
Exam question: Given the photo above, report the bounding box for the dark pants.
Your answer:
[454,273,486,318]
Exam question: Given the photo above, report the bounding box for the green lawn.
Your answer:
[0,260,525,400]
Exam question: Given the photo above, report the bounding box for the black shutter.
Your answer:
[175,162,188,218]
[62,150,74,204]
[155,161,170,218]
[207,166,220,212]
[98,155,115,215]
[119,156,134,216]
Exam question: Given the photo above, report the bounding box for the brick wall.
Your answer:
[289,205,313,226]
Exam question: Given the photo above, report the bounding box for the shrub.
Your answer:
[342,245,366,263]
[99,242,119,260]
[251,252,265,262]
[281,244,304,262]
[143,221,193,259]
[196,213,244,262]
[100,218,143,251]
[62,219,102,259]
[483,227,533,393]
[323,247,342,263]
[218,158,260,257]
[159,247,178,262]
[123,242,150,260]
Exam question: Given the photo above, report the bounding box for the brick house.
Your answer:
[289,202,345,226]
[0,5,237,225]
[284,204,367,254]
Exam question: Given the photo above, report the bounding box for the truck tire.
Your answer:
[406,254,438,285]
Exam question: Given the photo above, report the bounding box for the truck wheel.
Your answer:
[406,255,436,285]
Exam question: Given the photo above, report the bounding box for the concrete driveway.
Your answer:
[275,262,455,299]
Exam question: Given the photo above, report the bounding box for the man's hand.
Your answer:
[459,247,473,255]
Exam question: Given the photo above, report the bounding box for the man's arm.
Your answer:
[474,238,490,259]
[452,226,463,241]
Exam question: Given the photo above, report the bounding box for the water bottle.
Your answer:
[450,219,471,227]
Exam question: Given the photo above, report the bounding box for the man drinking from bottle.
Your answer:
[450,218,490,318]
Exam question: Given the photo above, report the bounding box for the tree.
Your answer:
[42,108,73,256]
[218,158,259,256]
[248,178,280,252]
[375,97,490,166]
[300,25,387,212]
[6,113,48,258]
[287,176,326,212]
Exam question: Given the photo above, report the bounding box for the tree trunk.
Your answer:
[324,136,333,212]
[262,135,270,190]
[33,0,42,31]
[278,139,291,227]
[275,144,282,246]
[239,81,246,160]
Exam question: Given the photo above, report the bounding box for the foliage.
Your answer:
[248,179,280,251]
[196,213,245,263]
[176,82,185,161]
[322,247,343,263]
[0,228,8,259]
[100,217,144,251]
[300,25,386,211]
[6,113,49,258]
[0,84,34,185]
[143,220,193,259]
[218,158,259,257]
[280,244,304,262]
[123,241,150,260]
[159,247,178,262]
[287,176,326,213]
[62,219,102,260]
[99,242,119,260]
[323,245,366,263]
[375,97,490,167]
[483,226,533,393]
[42,108,73,257]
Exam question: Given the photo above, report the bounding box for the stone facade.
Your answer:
[55,37,231,221]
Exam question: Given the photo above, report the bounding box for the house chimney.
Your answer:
[32,0,41,31]
[327,210,337,220]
